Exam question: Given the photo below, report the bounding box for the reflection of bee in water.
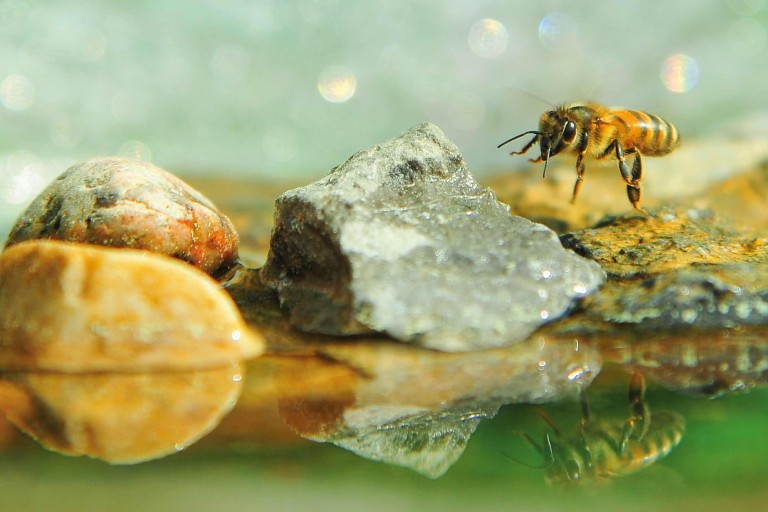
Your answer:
[517,372,685,486]
[497,102,680,212]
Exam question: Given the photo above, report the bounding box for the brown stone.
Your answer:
[0,240,264,372]
[4,157,239,276]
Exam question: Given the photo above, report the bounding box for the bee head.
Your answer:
[496,105,579,178]
[538,109,578,162]
[541,433,590,487]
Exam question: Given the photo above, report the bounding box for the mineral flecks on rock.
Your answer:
[589,264,768,330]
[0,240,264,372]
[4,157,240,276]
[559,207,768,331]
[559,207,766,280]
[261,123,605,351]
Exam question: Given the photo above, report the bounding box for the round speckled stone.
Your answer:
[4,157,239,276]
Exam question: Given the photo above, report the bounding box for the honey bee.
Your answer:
[498,102,681,212]
[515,372,685,486]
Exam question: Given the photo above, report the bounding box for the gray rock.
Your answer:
[261,123,605,351]
[590,263,768,330]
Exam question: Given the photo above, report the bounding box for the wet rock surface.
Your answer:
[0,240,264,372]
[587,264,768,330]
[5,157,240,276]
[558,207,768,332]
[261,123,605,351]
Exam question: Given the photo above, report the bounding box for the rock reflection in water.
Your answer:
[600,328,768,397]
[0,365,243,463]
[272,335,600,478]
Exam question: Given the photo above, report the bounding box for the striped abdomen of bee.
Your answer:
[537,410,685,486]
[568,411,685,483]
[605,109,680,157]
[498,102,681,212]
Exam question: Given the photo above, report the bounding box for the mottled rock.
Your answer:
[546,206,768,396]
[261,123,605,351]
[0,366,243,463]
[560,207,767,279]
[4,157,239,276]
[0,240,264,372]
[588,264,768,330]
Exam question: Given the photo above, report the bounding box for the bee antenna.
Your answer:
[497,130,542,148]
[503,451,547,470]
[505,87,555,108]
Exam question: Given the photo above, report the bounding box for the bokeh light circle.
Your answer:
[538,13,578,51]
[467,18,508,59]
[0,74,35,111]
[660,54,700,93]
[317,66,357,103]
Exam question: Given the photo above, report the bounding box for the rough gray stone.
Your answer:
[261,123,606,351]
[589,263,768,330]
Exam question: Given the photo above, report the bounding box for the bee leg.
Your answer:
[512,431,545,454]
[570,134,590,204]
[577,389,596,469]
[611,143,646,213]
[619,371,650,453]
[624,150,647,213]
[612,141,633,185]
[508,134,539,157]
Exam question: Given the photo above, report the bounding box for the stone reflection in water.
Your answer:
[0,366,243,463]
[602,329,768,397]
[273,335,600,478]
[510,373,685,486]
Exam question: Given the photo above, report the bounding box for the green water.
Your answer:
[2,366,766,512]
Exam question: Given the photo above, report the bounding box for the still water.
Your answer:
[1,343,766,512]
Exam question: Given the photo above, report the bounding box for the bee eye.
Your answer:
[562,121,577,142]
